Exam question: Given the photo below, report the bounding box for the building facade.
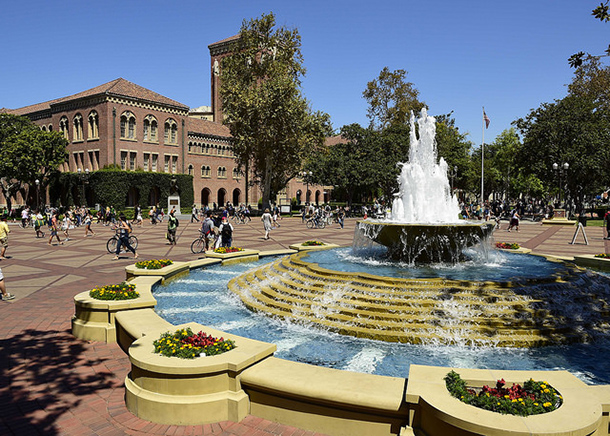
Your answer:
[1,35,330,210]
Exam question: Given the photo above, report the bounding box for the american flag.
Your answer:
[483,109,490,129]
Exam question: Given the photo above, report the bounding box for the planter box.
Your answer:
[406,365,605,436]
[205,248,260,265]
[125,261,190,280]
[72,276,159,343]
[574,254,610,272]
[124,321,276,426]
[288,242,340,251]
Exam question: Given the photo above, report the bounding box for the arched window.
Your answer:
[88,111,99,139]
[232,168,241,179]
[164,118,178,144]
[201,165,211,177]
[143,115,157,142]
[217,166,227,178]
[73,114,83,141]
[59,116,69,140]
[188,164,194,176]
[120,111,136,139]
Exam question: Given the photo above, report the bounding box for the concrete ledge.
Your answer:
[71,276,159,343]
[497,247,532,254]
[541,219,577,226]
[205,248,259,260]
[240,356,408,436]
[574,254,610,272]
[406,364,607,436]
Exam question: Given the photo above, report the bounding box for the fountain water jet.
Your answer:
[357,108,493,263]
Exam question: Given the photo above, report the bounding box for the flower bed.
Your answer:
[89,282,139,300]
[445,370,562,416]
[153,327,236,359]
[135,259,173,269]
[496,242,520,250]
[594,253,610,259]
[213,247,244,254]
[302,240,326,246]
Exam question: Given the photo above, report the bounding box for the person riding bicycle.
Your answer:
[112,214,138,260]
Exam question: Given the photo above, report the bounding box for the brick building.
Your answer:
[1,35,330,210]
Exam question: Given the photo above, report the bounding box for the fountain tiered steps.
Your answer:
[227,252,603,347]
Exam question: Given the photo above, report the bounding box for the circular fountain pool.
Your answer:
[153,249,610,385]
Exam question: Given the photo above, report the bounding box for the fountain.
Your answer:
[357,108,493,263]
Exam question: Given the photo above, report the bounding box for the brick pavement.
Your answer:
[0,217,607,436]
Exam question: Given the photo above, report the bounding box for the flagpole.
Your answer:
[481,107,485,206]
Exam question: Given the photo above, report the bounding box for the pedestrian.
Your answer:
[34,210,45,238]
[84,211,96,237]
[272,206,281,228]
[337,207,345,229]
[507,209,520,232]
[0,215,10,259]
[261,208,273,240]
[218,217,233,247]
[112,214,138,260]
[200,212,215,252]
[0,267,15,300]
[47,212,63,246]
[191,204,200,223]
[167,210,179,245]
[62,212,72,241]
[604,209,610,240]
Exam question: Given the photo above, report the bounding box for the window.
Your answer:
[120,111,136,139]
[188,164,194,176]
[88,151,95,170]
[59,117,69,140]
[143,153,150,171]
[73,114,83,141]
[201,165,211,177]
[88,111,99,139]
[171,156,177,173]
[164,155,170,173]
[152,154,158,172]
[120,151,128,170]
[217,166,227,178]
[232,168,241,179]
[143,115,158,142]
[129,152,137,170]
[164,119,178,145]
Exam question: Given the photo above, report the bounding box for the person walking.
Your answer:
[84,211,96,237]
[0,267,15,300]
[218,217,233,247]
[604,209,610,240]
[112,214,138,260]
[0,215,10,259]
[167,210,179,245]
[191,204,200,223]
[261,208,273,240]
[47,212,63,246]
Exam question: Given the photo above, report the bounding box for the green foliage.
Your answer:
[220,12,331,210]
[153,327,236,359]
[513,94,610,205]
[89,282,139,300]
[445,371,563,416]
[569,2,610,67]
[49,170,193,209]
[363,67,426,130]
[0,114,68,210]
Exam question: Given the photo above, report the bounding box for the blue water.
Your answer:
[153,250,610,385]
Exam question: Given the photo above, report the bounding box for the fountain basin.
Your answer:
[356,220,495,263]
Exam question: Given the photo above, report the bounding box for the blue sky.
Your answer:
[1,0,607,146]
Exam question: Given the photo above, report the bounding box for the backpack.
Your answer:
[221,224,232,240]
[175,217,179,227]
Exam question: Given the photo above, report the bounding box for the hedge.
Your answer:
[49,168,194,210]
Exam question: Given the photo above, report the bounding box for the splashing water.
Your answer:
[391,108,461,223]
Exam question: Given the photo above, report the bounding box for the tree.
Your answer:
[220,12,331,209]
[513,94,610,207]
[434,113,474,196]
[0,125,68,210]
[363,67,426,130]
[568,1,610,68]
[568,56,610,109]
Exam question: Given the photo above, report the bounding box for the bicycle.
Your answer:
[306,216,326,229]
[190,230,215,254]
[230,213,246,225]
[106,230,138,253]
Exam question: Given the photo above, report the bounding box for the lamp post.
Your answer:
[301,171,312,204]
[552,162,569,208]
[35,179,40,211]
[77,168,90,206]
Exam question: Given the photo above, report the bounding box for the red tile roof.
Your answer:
[188,117,231,138]
[325,135,347,146]
[208,34,240,48]
[7,78,189,116]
